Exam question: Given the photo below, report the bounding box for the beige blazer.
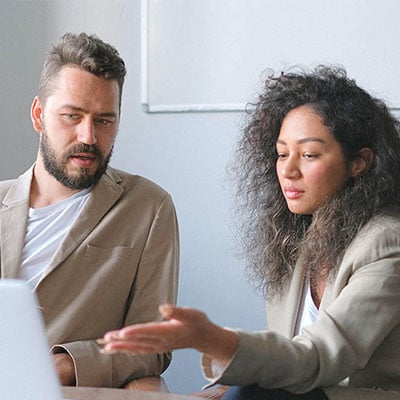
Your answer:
[0,166,179,388]
[204,214,400,399]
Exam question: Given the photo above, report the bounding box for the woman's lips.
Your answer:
[284,187,304,199]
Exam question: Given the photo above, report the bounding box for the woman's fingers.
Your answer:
[159,303,174,319]
[101,341,163,354]
[99,305,212,355]
[101,332,174,354]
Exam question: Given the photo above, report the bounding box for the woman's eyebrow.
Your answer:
[276,137,327,145]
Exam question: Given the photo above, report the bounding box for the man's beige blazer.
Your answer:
[0,166,179,387]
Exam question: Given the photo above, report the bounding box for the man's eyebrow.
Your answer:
[59,104,117,118]
[59,104,87,113]
[276,137,327,145]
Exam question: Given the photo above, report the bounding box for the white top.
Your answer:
[295,282,319,335]
[19,189,91,288]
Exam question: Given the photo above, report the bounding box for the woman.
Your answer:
[100,66,400,399]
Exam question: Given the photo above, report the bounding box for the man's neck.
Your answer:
[30,162,80,208]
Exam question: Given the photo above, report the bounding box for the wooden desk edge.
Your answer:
[62,386,200,400]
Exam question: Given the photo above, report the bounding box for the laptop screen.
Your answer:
[0,279,64,400]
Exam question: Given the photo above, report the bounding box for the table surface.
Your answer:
[62,386,200,400]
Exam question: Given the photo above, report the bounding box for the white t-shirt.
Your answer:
[295,282,319,335]
[19,189,91,288]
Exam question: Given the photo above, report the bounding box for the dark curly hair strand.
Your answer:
[233,65,400,300]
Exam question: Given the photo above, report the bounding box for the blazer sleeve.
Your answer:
[53,193,179,387]
[202,220,400,395]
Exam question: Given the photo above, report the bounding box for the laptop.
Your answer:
[0,279,64,400]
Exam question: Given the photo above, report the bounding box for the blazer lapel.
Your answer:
[37,168,124,283]
[267,257,306,338]
[0,168,33,279]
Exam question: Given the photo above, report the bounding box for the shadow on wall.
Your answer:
[0,2,50,180]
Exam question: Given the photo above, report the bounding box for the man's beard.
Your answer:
[40,127,113,190]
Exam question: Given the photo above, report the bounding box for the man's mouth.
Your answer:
[70,153,97,168]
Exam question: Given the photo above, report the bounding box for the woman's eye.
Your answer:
[277,152,287,159]
[303,153,318,159]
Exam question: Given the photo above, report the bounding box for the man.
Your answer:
[0,32,179,388]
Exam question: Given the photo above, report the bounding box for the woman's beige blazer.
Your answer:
[205,214,400,399]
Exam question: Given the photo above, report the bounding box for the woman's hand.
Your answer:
[99,304,239,365]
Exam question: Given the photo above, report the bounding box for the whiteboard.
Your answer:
[141,0,400,113]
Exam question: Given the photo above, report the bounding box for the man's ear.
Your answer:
[350,147,374,177]
[31,96,43,133]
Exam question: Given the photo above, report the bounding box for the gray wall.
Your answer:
[2,0,399,394]
[0,1,48,179]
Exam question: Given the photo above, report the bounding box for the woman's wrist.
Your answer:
[198,323,239,364]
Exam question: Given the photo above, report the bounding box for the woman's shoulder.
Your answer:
[343,211,400,268]
[358,212,400,239]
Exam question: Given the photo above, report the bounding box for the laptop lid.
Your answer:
[0,279,63,400]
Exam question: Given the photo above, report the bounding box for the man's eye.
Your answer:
[277,153,287,159]
[96,118,113,126]
[63,114,79,120]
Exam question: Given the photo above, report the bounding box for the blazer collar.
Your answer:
[0,167,33,279]
[1,166,124,283]
[37,167,124,285]
[266,256,306,338]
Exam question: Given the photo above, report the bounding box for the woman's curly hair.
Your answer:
[233,65,400,299]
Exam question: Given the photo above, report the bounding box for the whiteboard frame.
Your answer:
[140,0,247,113]
[140,0,400,114]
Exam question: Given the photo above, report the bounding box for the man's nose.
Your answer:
[77,119,97,145]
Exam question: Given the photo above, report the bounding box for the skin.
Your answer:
[277,106,373,305]
[101,305,240,367]
[276,106,355,215]
[100,105,373,368]
[30,65,120,384]
[31,66,120,208]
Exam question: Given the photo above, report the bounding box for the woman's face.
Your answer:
[276,105,354,215]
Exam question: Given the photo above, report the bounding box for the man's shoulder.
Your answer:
[0,178,16,192]
[0,167,34,206]
[104,167,171,201]
[0,178,19,202]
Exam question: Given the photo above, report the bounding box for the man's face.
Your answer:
[32,66,120,190]
[39,124,113,190]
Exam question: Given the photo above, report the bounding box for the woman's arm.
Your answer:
[100,305,239,366]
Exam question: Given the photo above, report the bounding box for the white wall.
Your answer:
[0,0,265,393]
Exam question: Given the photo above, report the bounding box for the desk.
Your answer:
[62,387,200,400]
[63,386,400,400]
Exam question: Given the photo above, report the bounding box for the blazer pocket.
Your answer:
[81,244,140,286]
[83,244,136,263]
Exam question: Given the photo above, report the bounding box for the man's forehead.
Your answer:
[45,67,120,112]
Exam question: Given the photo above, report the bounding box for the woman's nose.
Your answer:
[279,157,301,179]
